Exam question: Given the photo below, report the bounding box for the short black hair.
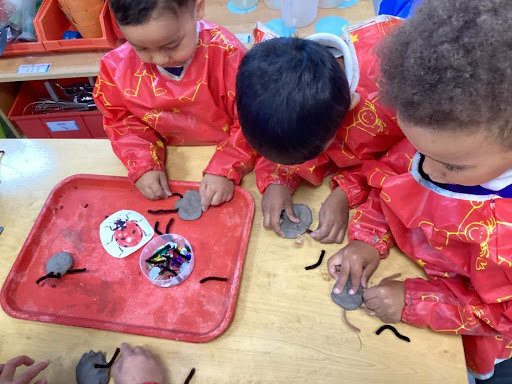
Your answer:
[377,0,512,147]
[110,0,195,26]
[236,37,350,165]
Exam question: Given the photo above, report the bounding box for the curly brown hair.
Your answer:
[377,0,512,146]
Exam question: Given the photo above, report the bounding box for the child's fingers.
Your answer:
[149,182,165,199]
[361,264,378,289]
[210,191,223,206]
[333,258,350,294]
[201,188,214,212]
[14,361,49,384]
[270,212,285,237]
[284,201,300,223]
[362,286,379,301]
[120,343,135,356]
[363,297,382,311]
[327,254,342,279]
[133,346,146,355]
[158,173,172,197]
[348,266,363,295]
[1,356,35,380]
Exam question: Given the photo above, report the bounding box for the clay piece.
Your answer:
[174,190,202,221]
[45,251,73,275]
[331,276,364,310]
[280,204,313,239]
[76,351,109,384]
[36,252,87,285]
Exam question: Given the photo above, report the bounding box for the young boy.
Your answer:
[235,18,404,243]
[328,0,512,381]
[94,0,255,209]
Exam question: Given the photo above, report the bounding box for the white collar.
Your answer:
[481,168,512,191]
[305,32,359,95]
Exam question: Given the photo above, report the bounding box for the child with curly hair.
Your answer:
[327,0,512,381]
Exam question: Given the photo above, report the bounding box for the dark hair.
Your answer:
[236,37,350,165]
[377,0,512,146]
[110,0,194,26]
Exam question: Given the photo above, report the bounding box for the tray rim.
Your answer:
[0,173,255,343]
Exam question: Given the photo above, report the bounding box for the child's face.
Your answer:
[120,0,205,68]
[399,117,512,186]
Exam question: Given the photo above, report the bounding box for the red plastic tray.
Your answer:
[1,175,254,342]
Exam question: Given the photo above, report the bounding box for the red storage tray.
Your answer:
[8,78,106,138]
[35,0,116,52]
[2,0,46,56]
[0,175,255,342]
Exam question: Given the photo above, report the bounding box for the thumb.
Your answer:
[159,172,172,197]
[284,201,300,223]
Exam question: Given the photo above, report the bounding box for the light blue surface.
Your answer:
[338,0,359,8]
[227,0,258,14]
[265,19,296,37]
[315,16,349,36]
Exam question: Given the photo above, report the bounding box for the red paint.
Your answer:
[0,175,254,343]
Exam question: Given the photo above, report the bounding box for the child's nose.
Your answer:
[152,53,170,67]
[422,158,447,183]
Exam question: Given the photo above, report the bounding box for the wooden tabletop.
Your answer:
[0,0,376,82]
[0,139,468,384]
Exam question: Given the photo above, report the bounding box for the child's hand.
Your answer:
[135,170,171,200]
[262,184,299,237]
[199,174,234,212]
[112,343,164,384]
[310,188,349,244]
[363,280,406,323]
[328,240,380,295]
[0,355,49,384]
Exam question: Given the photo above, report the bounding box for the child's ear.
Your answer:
[349,92,360,111]
[195,0,206,20]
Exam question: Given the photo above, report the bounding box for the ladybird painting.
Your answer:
[100,210,154,258]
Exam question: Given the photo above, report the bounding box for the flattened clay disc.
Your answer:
[76,350,109,384]
[45,252,73,275]
[175,190,202,221]
[280,204,313,239]
[331,276,364,310]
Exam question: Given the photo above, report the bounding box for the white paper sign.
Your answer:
[235,33,251,44]
[100,210,154,258]
[17,64,51,74]
[46,121,80,132]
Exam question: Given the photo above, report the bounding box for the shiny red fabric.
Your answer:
[349,138,512,376]
[253,17,404,208]
[94,21,256,183]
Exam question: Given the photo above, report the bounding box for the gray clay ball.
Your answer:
[45,252,73,275]
[175,190,202,221]
[76,350,109,384]
[331,276,364,310]
[280,204,313,239]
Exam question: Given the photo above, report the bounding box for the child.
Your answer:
[328,0,512,381]
[236,18,404,243]
[94,0,256,210]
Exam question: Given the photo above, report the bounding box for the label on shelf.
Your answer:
[46,121,80,132]
[17,64,51,74]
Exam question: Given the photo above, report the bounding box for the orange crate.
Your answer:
[35,0,116,52]
[2,1,47,56]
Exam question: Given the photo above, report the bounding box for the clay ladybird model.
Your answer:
[174,190,202,221]
[36,251,86,285]
[280,204,313,239]
[331,276,364,310]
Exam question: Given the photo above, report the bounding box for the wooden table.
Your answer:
[0,139,468,383]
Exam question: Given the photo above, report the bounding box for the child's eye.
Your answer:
[444,164,464,172]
